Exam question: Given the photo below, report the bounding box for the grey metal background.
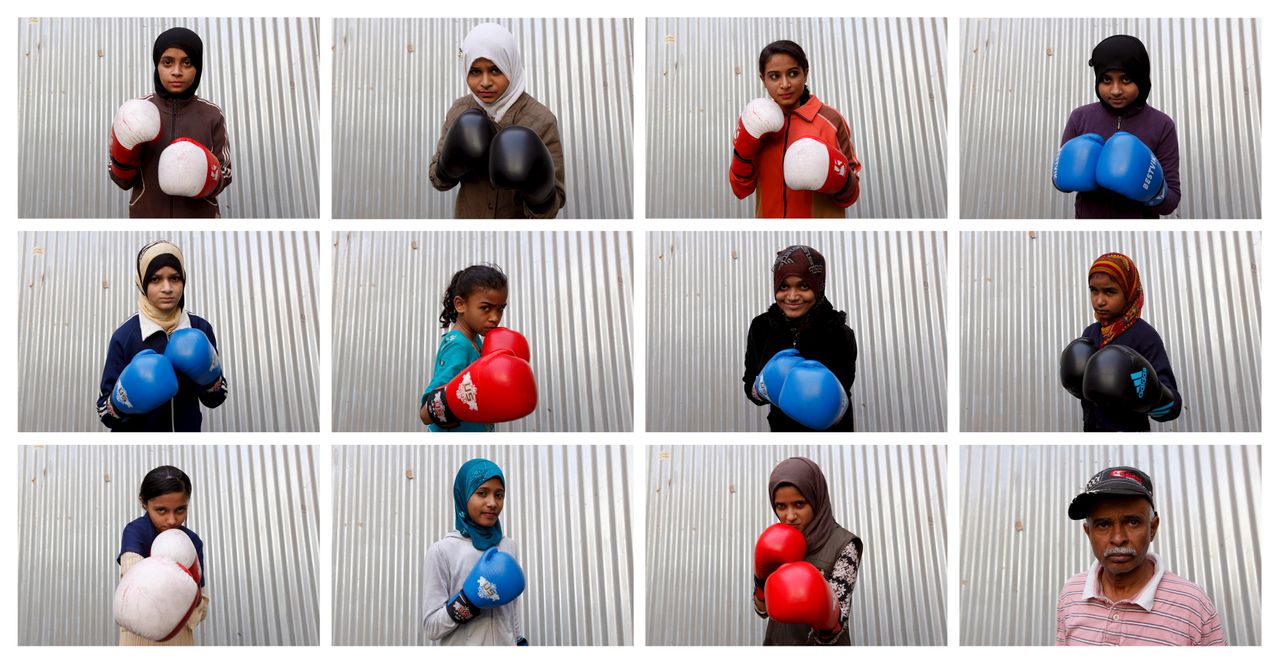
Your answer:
[959,18,1261,219]
[16,231,321,432]
[332,231,633,432]
[331,18,633,219]
[17,17,321,218]
[646,445,947,645]
[960,231,1261,432]
[331,444,633,646]
[959,445,1261,646]
[646,231,946,431]
[646,17,948,218]
[16,445,320,646]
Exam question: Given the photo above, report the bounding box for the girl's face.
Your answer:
[760,53,807,111]
[1089,272,1127,322]
[146,266,185,313]
[141,491,189,533]
[1097,70,1139,110]
[775,275,816,319]
[467,477,505,526]
[772,485,814,531]
[453,287,508,337]
[467,58,510,104]
[157,47,196,95]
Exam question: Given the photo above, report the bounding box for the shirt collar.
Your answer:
[138,311,192,339]
[1081,551,1166,611]
[791,93,822,123]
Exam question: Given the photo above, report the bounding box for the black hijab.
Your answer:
[1089,35,1151,110]
[153,28,204,100]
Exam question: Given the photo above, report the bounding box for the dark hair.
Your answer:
[439,264,508,329]
[758,40,809,76]
[139,465,192,503]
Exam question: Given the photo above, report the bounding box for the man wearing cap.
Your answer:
[1056,466,1225,646]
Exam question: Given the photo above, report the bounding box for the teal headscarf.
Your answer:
[453,458,505,550]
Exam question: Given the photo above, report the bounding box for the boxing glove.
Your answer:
[753,523,807,602]
[1096,131,1167,205]
[1052,133,1104,192]
[775,360,849,430]
[1081,343,1176,415]
[1059,337,1096,400]
[446,547,526,623]
[113,555,201,641]
[731,98,785,180]
[109,99,162,179]
[783,138,851,195]
[158,138,221,198]
[481,327,531,362]
[764,561,841,639]
[151,529,201,586]
[423,349,537,427]
[112,350,180,415]
[489,126,556,208]
[165,328,222,387]
[752,348,804,404]
[439,108,496,181]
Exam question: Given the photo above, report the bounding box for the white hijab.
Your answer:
[461,23,527,123]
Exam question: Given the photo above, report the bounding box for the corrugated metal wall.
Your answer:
[959,445,1260,646]
[647,445,947,645]
[16,231,321,432]
[331,18,633,219]
[646,17,947,218]
[331,445,633,646]
[17,17,321,218]
[332,231,633,432]
[16,445,320,646]
[959,18,1261,219]
[647,231,946,431]
[960,231,1261,432]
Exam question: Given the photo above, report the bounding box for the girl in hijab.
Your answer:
[96,240,228,432]
[754,457,862,645]
[107,26,233,218]
[743,245,858,431]
[428,22,566,219]
[422,458,528,646]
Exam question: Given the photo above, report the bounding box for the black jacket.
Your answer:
[1080,318,1182,431]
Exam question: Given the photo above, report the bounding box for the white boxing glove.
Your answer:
[109,99,161,178]
[732,97,785,160]
[158,138,221,198]
[151,529,201,585]
[114,556,201,642]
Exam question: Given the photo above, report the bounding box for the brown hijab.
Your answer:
[768,457,837,554]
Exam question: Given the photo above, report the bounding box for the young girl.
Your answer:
[117,465,208,646]
[743,245,858,431]
[96,240,228,432]
[422,458,528,646]
[428,22,566,219]
[754,457,862,645]
[107,27,233,218]
[729,40,862,218]
[1053,34,1181,218]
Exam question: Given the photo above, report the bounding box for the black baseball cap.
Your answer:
[1068,466,1155,520]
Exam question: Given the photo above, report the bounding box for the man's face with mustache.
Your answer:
[1084,496,1159,577]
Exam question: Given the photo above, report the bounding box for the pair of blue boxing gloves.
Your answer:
[1053,131,1167,206]
[111,328,223,415]
[752,348,849,430]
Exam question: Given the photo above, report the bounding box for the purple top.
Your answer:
[1060,102,1181,218]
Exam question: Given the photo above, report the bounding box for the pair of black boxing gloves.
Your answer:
[439,109,556,213]
[1059,339,1176,418]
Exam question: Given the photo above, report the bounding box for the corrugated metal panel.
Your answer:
[16,445,320,645]
[646,17,947,218]
[17,17,321,218]
[647,445,947,645]
[331,18,633,219]
[960,231,1261,431]
[332,231,633,432]
[959,18,1261,219]
[331,445,633,646]
[959,445,1260,646]
[16,231,321,432]
[646,231,946,431]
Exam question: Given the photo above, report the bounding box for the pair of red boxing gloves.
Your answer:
[109,99,221,198]
[424,328,538,428]
[753,523,842,641]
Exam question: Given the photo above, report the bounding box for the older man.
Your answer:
[1055,466,1225,646]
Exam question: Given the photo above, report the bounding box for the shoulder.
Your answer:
[180,526,204,547]
[110,316,142,342]
[512,93,559,131]
[1067,103,1098,122]
[187,313,215,332]
[1058,570,1089,601]
[499,535,521,555]
[193,96,226,116]
[1142,105,1176,128]
[1080,321,1102,339]
[815,101,850,130]
[1156,569,1218,613]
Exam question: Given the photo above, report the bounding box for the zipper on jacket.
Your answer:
[781,115,791,218]
[1117,116,1122,131]
[170,100,180,218]
[170,398,175,432]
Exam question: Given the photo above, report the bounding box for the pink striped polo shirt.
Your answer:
[1056,552,1226,646]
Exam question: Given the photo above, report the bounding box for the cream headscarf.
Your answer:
[461,23,527,123]
[134,240,186,334]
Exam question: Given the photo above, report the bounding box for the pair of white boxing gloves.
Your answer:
[732,97,851,194]
[114,529,205,642]
[109,99,221,198]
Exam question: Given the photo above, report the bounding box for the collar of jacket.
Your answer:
[465,91,531,126]
[1098,99,1147,119]
[766,298,845,330]
[787,93,825,123]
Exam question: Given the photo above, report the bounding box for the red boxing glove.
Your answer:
[482,327,531,362]
[753,523,806,601]
[765,561,841,640]
[423,349,537,426]
[783,137,851,195]
[158,137,221,198]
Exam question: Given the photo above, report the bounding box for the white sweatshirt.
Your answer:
[421,531,525,645]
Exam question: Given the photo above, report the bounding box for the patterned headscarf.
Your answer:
[768,457,837,555]
[772,245,827,302]
[1089,252,1144,347]
[452,458,506,551]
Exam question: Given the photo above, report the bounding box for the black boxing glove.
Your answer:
[1059,337,1096,400]
[489,125,556,210]
[439,109,497,181]
[1081,343,1176,415]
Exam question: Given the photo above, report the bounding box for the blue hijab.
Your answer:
[453,458,505,550]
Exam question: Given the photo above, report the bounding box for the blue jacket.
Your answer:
[118,514,206,588]
[1080,318,1182,431]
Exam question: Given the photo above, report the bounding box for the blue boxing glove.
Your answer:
[111,350,179,415]
[1096,131,1167,206]
[1052,133,1104,192]
[446,548,526,623]
[165,328,222,387]
[775,360,849,430]
[752,348,804,404]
